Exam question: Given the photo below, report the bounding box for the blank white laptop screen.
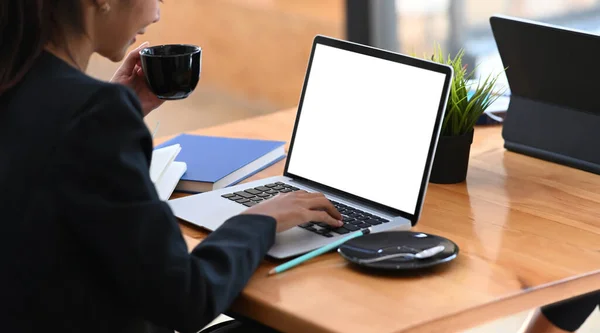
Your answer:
[287,43,447,215]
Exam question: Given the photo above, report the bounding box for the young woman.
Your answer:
[0,1,343,332]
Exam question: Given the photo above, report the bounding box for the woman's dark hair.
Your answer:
[0,0,84,94]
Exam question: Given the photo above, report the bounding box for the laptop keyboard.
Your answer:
[221,181,389,238]
[221,182,299,207]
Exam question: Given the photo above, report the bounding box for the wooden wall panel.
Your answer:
[90,0,344,109]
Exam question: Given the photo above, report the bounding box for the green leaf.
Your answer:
[425,43,506,136]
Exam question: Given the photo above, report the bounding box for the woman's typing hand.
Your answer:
[241,191,343,233]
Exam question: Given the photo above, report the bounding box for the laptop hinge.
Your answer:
[290,177,401,216]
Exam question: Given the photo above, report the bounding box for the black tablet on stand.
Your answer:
[490,15,600,174]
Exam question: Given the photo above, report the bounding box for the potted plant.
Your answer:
[427,45,505,184]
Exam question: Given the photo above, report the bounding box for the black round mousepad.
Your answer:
[337,231,459,271]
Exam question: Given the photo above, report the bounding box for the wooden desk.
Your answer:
[161,108,600,333]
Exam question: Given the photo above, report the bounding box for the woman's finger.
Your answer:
[303,194,342,220]
[293,189,309,195]
[133,64,144,77]
[131,41,149,57]
[309,210,343,228]
[120,42,148,73]
[295,190,321,198]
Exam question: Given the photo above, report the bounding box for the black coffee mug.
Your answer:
[139,44,201,100]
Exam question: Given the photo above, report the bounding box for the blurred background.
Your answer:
[87,0,600,136]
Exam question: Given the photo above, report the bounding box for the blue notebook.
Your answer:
[156,134,286,193]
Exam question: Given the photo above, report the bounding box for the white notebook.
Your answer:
[150,144,181,183]
[155,161,187,201]
[150,144,187,201]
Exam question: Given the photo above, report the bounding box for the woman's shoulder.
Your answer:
[78,81,143,119]
[53,66,143,122]
[10,51,152,158]
[8,51,143,124]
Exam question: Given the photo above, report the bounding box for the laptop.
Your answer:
[490,15,600,174]
[168,35,453,259]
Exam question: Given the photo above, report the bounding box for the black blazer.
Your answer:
[0,52,276,333]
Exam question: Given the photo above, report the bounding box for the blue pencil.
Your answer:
[268,227,372,275]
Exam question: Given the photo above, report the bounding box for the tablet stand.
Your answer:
[503,95,600,175]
